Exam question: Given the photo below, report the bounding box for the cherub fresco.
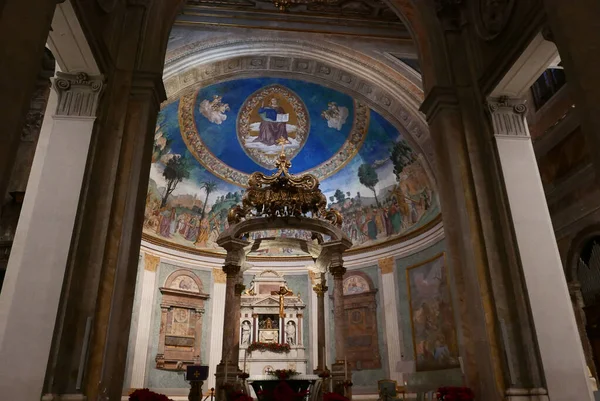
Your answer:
[199,95,230,125]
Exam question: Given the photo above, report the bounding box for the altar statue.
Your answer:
[241,321,251,345]
[285,321,296,345]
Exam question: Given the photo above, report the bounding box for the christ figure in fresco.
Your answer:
[257,98,290,146]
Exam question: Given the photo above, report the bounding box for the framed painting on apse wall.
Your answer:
[406,253,460,371]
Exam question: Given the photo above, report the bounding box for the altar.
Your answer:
[248,374,320,401]
[240,270,307,375]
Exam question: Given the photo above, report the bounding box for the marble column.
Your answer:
[129,253,160,389]
[0,0,56,215]
[0,71,103,401]
[378,257,403,383]
[220,263,241,365]
[215,263,242,401]
[208,268,227,391]
[313,274,328,372]
[488,97,593,401]
[331,267,346,364]
[330,253,348,397]
[568,281,597,381]
[233,281,245,366]
[543,0,600,182]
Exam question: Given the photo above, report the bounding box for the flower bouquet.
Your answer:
[436,386,475,401]
[247,342,291,354]
[129,389,174,401]
[267,369,300,380]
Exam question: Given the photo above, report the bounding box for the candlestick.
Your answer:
[344,357,348,380]
[224,359,228,383]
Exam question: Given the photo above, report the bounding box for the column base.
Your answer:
[505,388,549,401]
[41,395,87,401]
[331,362,352,399]
[215,362,243,401]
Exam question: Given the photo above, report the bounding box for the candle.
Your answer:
[243,350,247,374]
[322,346,326,369]
[344,357,348,380]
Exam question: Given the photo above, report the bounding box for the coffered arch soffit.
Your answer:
[162,38,437,182]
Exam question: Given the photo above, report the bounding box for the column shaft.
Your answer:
[221,264,241,364]
[0,72,103,401]
[489,98,592,401]
[332,271,346,362]
[313,277,327,371]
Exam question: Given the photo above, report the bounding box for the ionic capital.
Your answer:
[53,72,104,117]
[487,96,530,138]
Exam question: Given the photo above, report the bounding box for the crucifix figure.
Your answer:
[272,286,293,318]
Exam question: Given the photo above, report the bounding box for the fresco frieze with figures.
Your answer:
[144,77,438,255]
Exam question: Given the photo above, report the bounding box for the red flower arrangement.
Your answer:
[267,369,300,380]
[129,389,174,401]
[323,392,350,401]
[436,386,475,401]
[247,342,291,354]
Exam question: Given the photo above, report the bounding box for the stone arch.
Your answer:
[566,224,600,283]
[386,0,453,92]
[163,268,205,293]
[342,270,375,295]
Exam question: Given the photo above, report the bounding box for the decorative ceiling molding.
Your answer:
[162,37,437,184]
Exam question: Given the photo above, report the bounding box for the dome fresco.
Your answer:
[143,77,438,256]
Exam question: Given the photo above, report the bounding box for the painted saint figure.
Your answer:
[257,98,290,146]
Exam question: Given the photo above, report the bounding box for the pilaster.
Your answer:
[129,253,160,389]
[378,257,403,383]
[208,268,227,390]
[488,96,592,401]
[0,71,103,401]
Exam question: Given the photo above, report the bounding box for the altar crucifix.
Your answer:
[272,286,293,318]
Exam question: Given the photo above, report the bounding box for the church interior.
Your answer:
[0,1,599,401]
